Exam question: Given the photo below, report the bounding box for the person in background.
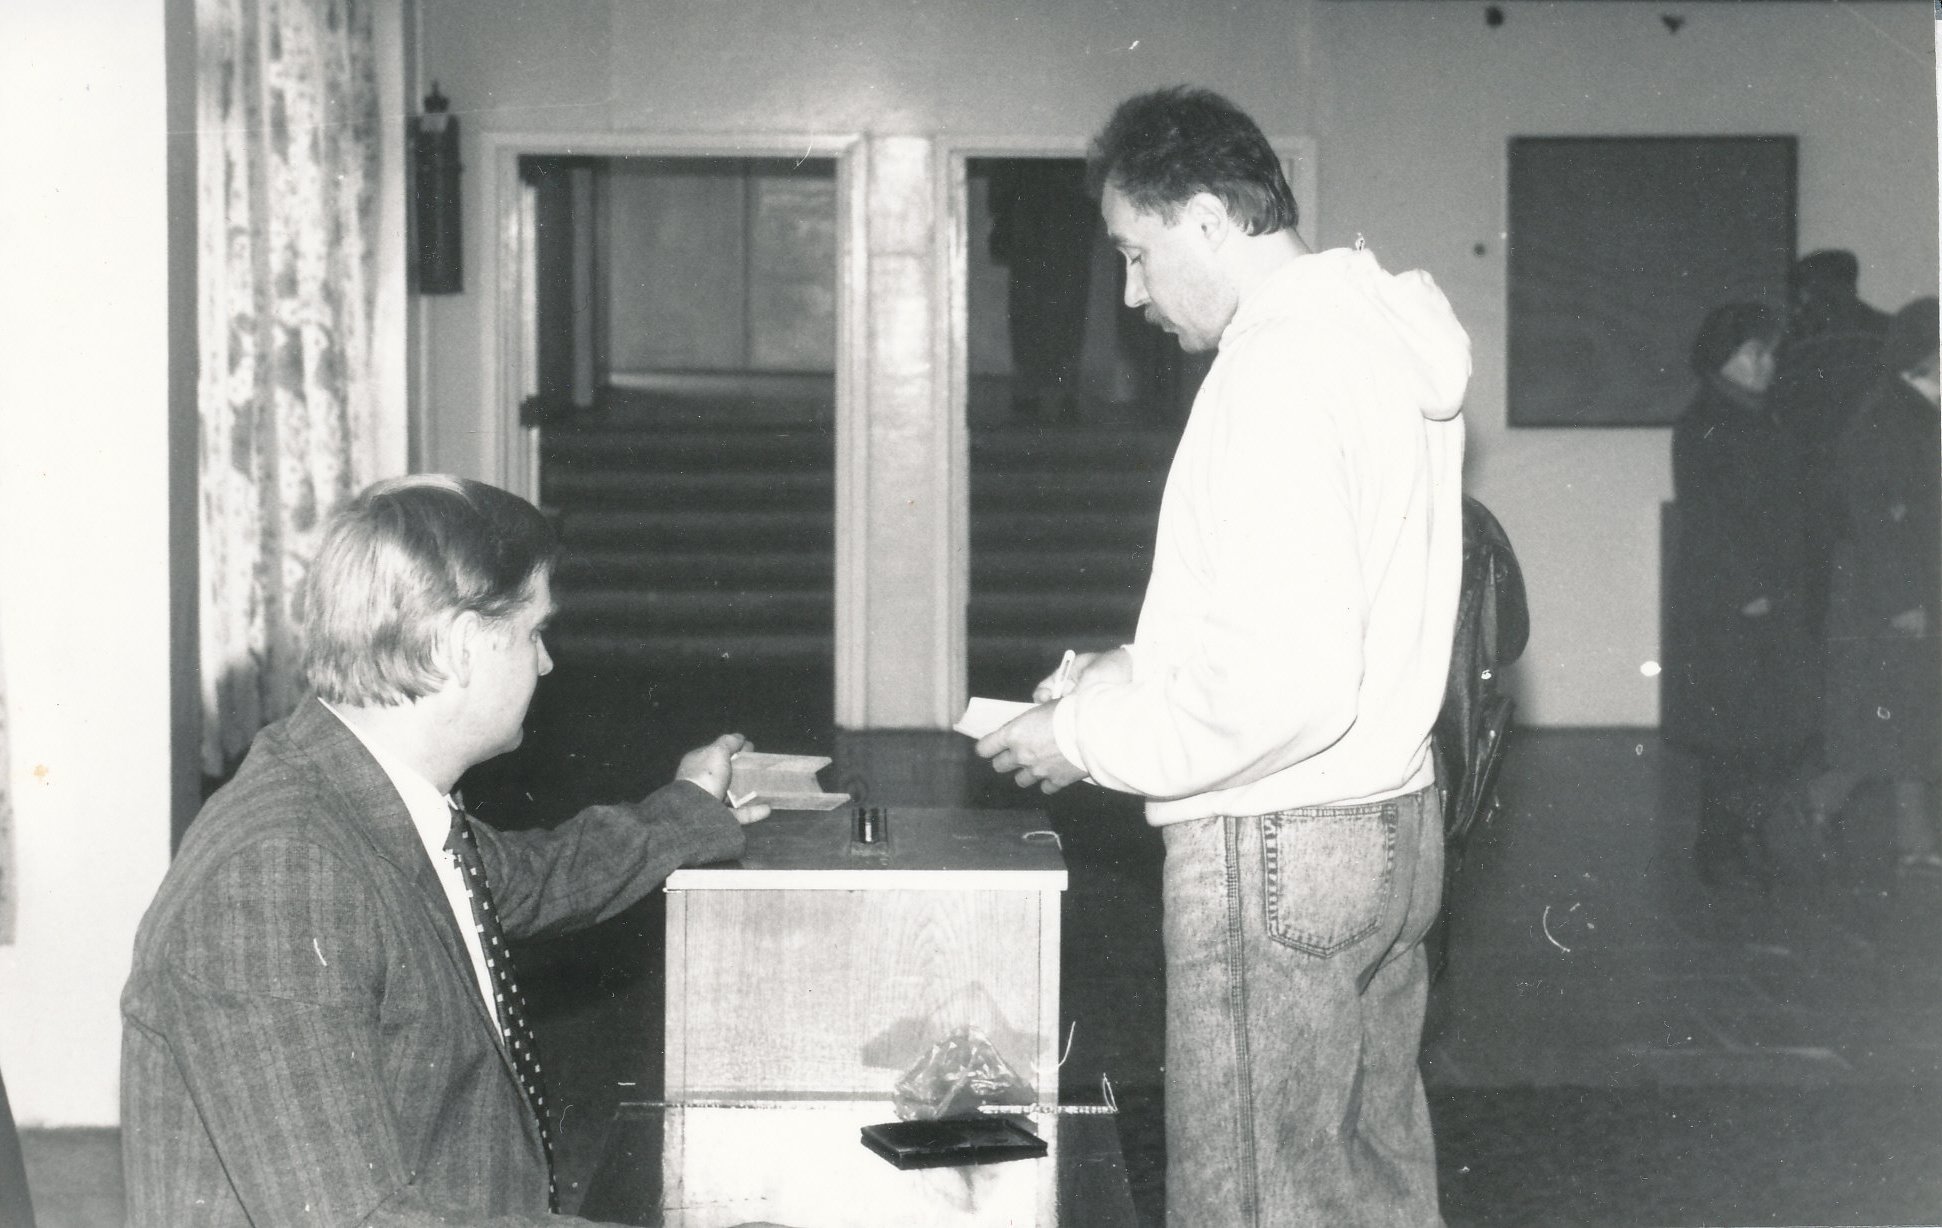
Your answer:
[1808,297,1941,882]
[1767,249,1891,640]
[977,86,1467,1227]
[1662,302,1819,887]
[121,475,778,1227]
[987,159,1098,423]
[1771,250,1892,454]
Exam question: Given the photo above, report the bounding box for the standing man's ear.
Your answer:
[1184,192,1232,247]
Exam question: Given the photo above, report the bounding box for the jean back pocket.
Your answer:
[1261,804,1397,958]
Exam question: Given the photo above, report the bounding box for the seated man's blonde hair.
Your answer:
[300,475,559,707]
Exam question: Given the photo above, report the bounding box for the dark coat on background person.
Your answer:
[120,698,746,1227]
[1770,286,1891,454]
[1662,380,1819,759]
[1769,293,1889,635]
[1822,372,1942,782]
[987,160,1097,404]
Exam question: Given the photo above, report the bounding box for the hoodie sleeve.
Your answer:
[1053,339,1369,799]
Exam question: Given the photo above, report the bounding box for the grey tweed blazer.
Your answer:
[121,698,745,1226]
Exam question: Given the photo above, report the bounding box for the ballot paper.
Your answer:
[955,698,1098,788]
[726,751,851,811]
[952,698,1035,740]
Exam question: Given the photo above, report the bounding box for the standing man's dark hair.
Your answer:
[1087,86,1299,236]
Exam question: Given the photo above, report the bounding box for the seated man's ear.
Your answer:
[441,611,481,689]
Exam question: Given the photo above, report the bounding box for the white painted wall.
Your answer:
[1311,0,1939,725]
[415,0,1936,727]
[0,0,176,1127]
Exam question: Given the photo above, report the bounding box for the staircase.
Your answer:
[539,383,1174,688]
[966,427,1170,694]
[542,400,837,667]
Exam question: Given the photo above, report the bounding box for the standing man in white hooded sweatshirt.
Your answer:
[978,87,1467,1227]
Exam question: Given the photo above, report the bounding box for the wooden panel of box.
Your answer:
[663,807,1066,1103]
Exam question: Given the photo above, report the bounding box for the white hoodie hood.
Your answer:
[1222,245,1472,421]
[1052,242,1469,823]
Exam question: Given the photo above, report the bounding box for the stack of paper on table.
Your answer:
[727,751,850,811]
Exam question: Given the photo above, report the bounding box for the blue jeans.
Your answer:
[1161,785,1444,1228]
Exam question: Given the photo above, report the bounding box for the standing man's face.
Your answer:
[1104,183,1232,354]
[463,571,556,760]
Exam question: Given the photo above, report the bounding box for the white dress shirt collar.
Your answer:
[318,699,500,1026]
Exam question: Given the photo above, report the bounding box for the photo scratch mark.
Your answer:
[1541,904,1571,954]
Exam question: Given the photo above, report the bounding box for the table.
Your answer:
[578,1102,1139,1227]
[663,807,1067,1102]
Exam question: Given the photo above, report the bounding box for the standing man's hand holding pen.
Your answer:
[976,704,1087,793]
[978,647,1137,793]
[1030,647,1134,703]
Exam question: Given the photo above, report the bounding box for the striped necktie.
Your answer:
[445,804,558,1213]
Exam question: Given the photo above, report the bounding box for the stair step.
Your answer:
[971,548,1150,590]
[971,511,1158,549]
[544,426,1174,474]
[555,549,833,588]
[968,632,1130,663]
[549,630,834,666]
[542,429,834,471]
[968,470,1163,511]
[547,630,1130,670]
[599,378,834,427]
[549,470,1157,514]
[555,555,1141,598]
[558,509,833,549]
[558,548,1146,590]
[559,588,832,631]
[966,591,1143,634]
[970,428,1179,471]
[546,468,834,510]
[559,589,1135,633]
[563,511,1150,550]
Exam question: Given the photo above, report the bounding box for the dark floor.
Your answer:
[21,661,1942,1227]
[482,664,1942,1228]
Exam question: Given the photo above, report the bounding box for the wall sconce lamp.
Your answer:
[411,83,463,294]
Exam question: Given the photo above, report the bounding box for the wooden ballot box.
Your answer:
[663,807,1066,1103]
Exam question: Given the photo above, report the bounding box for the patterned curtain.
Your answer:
[198,0,383,775]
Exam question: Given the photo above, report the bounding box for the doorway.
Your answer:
[961,155,1200,701]
[469,151,849,816]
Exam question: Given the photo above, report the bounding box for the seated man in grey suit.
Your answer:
[122,475,773,1226]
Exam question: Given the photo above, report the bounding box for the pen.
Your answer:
[1052,649,1077,699]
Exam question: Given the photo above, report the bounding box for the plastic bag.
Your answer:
[891,1027,1035,1120]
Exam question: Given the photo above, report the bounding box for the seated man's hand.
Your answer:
[975,703,1086,794]
[677,733,773,825]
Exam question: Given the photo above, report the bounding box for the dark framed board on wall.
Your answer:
[1507,136,1797,428]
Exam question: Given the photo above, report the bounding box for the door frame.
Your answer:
[935,135,1316,712]
[480,130,868,717]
